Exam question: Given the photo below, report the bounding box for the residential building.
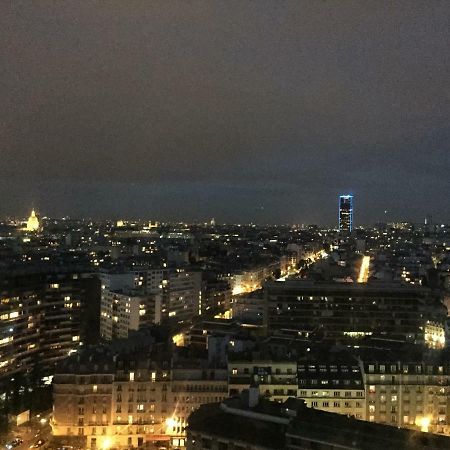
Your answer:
[228,360,298,403]
[187,388,450,449]
[52,347,228,449]
[264,280,447,346]
[362,360,450,435]
[0,271,99,381]
[297,359,366,420]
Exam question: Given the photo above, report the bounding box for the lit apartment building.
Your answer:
[166,365,228,448]
[228,360,298,402]
[164,270,202,324]
[297,360,366,420]
[265,280,447,346]
[227,357,366,420]
[100,268,202,337]
[202,280,231,316]
[362,360,450,435]
[52,350,228,449]
[52,352,170,449]
[100,290,149,340]
[0,271,99,381]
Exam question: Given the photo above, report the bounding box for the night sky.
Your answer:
[1,1,449,225]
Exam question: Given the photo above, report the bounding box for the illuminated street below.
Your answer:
[357,255,371,283]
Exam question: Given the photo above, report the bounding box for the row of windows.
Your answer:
[299,379,362,386]
[368,364,446,374]
[298,365,360,373]
[299,390,364,398]
[231,367,295,375]
[311,401,362,408]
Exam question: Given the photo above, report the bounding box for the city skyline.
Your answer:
[5,198,448,228]
[1,1,449,224]
[1,2,449,449]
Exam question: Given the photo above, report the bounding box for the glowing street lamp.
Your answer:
[416,416,431,433]
[166,417,177,429]
[101,437,114,450]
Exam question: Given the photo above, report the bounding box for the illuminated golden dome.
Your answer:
[26,209,40,232]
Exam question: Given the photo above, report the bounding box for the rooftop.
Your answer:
[188,392,450,449]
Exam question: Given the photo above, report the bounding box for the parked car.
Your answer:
[6,438,23,449]
[29,440,46,449]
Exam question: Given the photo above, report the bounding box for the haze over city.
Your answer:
[1,2,450,449]
[1,1,449,224]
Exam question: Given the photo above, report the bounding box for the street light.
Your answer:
[101,437,114,450]
[165,417,177,429]
[417,416,431,433]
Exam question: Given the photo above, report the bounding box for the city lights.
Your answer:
[1,1,449,447]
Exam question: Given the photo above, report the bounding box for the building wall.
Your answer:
[363,362,450,434]
[265,281,446,345]
[0,272,97,380]
[100,291,144,340]
[228,361,298,403]
[52,364,228,449]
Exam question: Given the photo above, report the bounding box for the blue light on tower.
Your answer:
[339,195,353,232]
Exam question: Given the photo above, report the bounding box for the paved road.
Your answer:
[8,412,52,450]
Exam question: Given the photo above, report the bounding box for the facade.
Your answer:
[0,271,99,381]
[339,194,353,232]
[297,360,366,420]
[51,350,228,450]
[231,291,264,324]
[228,358,365,419]
[100,291,146,340]
[52,353,169,449]
[264,280,447,346]
[167,366,228,447]
[363,360,450,435]
[228,360,298,402]
[226,354,450,436]
[165,270,202,324]
[202,280,231,316]
[100,269,203,339]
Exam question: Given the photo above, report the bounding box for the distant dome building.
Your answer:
[26,209,40,232]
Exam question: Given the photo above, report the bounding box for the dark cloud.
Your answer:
[1,1,449,224]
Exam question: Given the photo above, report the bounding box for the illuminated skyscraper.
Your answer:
[339,194,353,232]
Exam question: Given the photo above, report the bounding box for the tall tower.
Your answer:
[339,195,353,232]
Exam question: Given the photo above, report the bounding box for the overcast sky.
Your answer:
[1,1,449,225]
